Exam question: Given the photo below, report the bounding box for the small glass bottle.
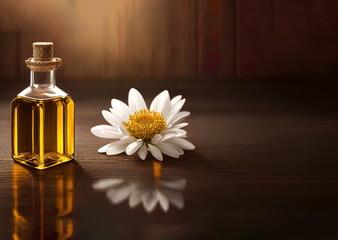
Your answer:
[11,42,74,170]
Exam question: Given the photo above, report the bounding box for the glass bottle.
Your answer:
[11,42,74,170]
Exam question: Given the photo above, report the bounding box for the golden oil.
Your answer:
[11,42,74,169]
[12,96,74,169]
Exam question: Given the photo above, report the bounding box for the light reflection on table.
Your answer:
[93,161,186,213]
[12,163,74,240]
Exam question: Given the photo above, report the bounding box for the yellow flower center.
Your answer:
[123,109,166,141]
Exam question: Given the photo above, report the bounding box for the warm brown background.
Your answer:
[1,0,338,81]
[1,1,338,239]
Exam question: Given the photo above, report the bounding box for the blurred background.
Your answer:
[1,0,337,83]
[1,2,338,239]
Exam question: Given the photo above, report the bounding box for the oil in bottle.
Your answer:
[11,42,74,169]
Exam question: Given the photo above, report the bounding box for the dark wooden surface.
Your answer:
[1,80,338,239]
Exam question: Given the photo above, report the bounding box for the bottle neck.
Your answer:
[30,70,56,88]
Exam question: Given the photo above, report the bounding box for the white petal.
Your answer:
[158,91,171,118]
[92,178,124,190]
[149,91,163,111]
[111,98,131,120]
[161,128,186,139]
[159,93,171,118]
[128,88,147,113]
[106,142,128,155]
[167,143,184,155]
[156,143,179,158]
[91,125,121,139]
[126,139,143,155]
[165,99,185,122]
[141,190,158,213]
[138,144,148,160]
[170,95,182,106]
[169,128,187,136]
[157,190,169,212]
[109,108,126,124]
[161,132,176,142]
[148,144,163,161]
[150,90,171,118]
[102,110,120,127]
[117,125,129,136]
[98,142,118,153]
[176,133,187,138]
[167,138,195,150]
[92,124,118,132]
[173,122,188,129]
[167,111,190,126]
[120,136,136,144]
[151,134,162,144]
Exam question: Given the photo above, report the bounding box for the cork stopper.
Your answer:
[25,42,62,72]
[33,42,54,60]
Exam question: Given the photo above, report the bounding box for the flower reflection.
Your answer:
[93,162,186,213]
[12,163,74,240]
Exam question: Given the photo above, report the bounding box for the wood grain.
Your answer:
[0,80,338,239]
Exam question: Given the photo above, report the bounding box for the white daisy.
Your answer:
[91,88,195,161]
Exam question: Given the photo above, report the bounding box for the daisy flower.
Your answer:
[91,88,195,161]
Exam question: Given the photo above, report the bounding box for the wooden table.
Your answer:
[0,80,338,239]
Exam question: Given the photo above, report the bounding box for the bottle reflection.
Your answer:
[12,163,74,240]
[93,161,186,213]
